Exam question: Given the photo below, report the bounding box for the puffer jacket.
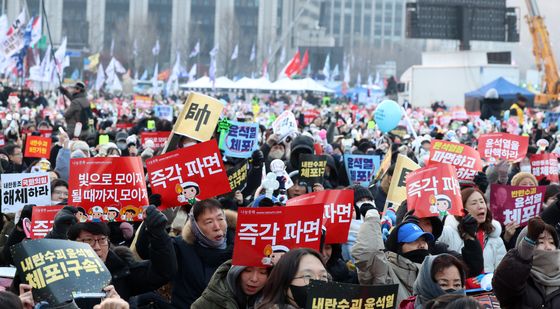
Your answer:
[62,91,89,136]
[493,230,560,309]
[192,260,256,309]
[352,209,421,305]
[437,215,506,273]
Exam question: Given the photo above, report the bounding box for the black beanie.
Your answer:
[353,185,373,204]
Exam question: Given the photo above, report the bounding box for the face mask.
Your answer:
[117,142,127,150]
[289,285,309,308]
[401,249,429,264]
[269,149,285,160]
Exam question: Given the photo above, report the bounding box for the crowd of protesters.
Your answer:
[0,81,559,309]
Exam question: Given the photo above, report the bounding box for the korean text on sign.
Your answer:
[220,121,259,159]
[140,131,172,149]
[146,139,231,209]
[490,184,545,227]
[227,160,249,192]
[307,281,399,309]
[286,190,354,244]
[344,154,381,187]
[174,92,224,142]
[429,140,482,181]
[299,154,328,184]
[31,206,64,239]
[530,153,559,182]
[25,136,52,159]
[477,133,529,162]
[1,173,51,213]
[233,204,323,267]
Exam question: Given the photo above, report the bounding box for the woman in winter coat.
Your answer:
[493,217,560,308]
[257,248,329,309]
[437,187,506,273]
[352,205,435,305]
[401,254,467,309]
[192,260,270,309]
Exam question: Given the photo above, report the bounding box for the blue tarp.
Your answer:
[465,77,535,102]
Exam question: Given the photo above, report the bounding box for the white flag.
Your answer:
[344,63,350,84]
[209,44,219,57]
[110,74,122,92]
[367,74,373,87]
[1,9,27,57]
[95,63,105,91]
[132,39,138,57]
[331,64,339,82]
[322,53,330,80]
[152,40,160,56]
[189,41,200,58]
[140,69,148,80]
[112,57,126,74]
[54,37,67,75]
[151,62,159,94]
[110,38,115,57]
[279,46,286,63]
[172,52,181,77]
[188,63,197,82]
[231,44,238,60]
[30,15,41,46]
[249,44,256,62]
[356,73,361,86]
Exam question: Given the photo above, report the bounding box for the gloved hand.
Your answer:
[251,150,265,168]
[144,205,167,234]
[527,217,546,242]
[119,222,134,240]
[148,194,162,207]
[402,209,420,225]
[50,206,78,239]
[359,202,376,218]
[459,214,478,239]
[473,172,488,193]
[17,204,34,230]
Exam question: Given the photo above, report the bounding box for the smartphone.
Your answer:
[73,292,106,309]
[74,122,82,138]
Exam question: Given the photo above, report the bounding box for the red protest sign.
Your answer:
[233,205,323,267]
[39,129,53,138]
[24,136,51,159]
[30,205,64,239]
[429,140,483,181]
[303,109,321,125]
[134,95,153,110]
[490,184,545,227]
[530,153,559,182]
[287,190,354,244]
[406,163,463,218]
[141,131,171,149]
[477,133,529,162]
[68,157,149,222]
[146,139,230,209]
[116,123,134,130]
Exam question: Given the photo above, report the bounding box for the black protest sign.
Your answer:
[299,154,327,184]
[11,239,111,306]
[227,159,249,192]
[306,280,398,309]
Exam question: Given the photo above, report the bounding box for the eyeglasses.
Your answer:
[293,274,330,285]
[53,190,68,196]
[77,237,109,247]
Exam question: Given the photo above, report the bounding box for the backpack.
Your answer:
[79,104,94,130]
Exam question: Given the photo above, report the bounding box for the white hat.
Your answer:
[107,207,119,213]
[91,206,103,213]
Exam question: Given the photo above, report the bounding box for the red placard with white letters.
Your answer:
[429,140,482,181]
[146,139,231,209]
[477,133,529,162]
[140,131,171,149]
[30,206,64,239]
[406,163,463,218]
[233,205,323,267]
[530,153,559,183]
[287,190,354,244]
[68,157,149,222]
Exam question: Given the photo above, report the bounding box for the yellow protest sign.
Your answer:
[174,92,224,142]
[384,154,420,213]
[374,148,392,182]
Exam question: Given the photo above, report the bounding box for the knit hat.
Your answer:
[511,172,538,186]
[353,185,373,204]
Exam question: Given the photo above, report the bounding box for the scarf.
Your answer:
[189,213,227,249]
[531,249,560,295]
[413,255,466,308]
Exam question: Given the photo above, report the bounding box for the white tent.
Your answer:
[214,76,235,89]
[299,77,334,93]
[233,77,273,90]
[269,78,334,93]
[184,76,212,88]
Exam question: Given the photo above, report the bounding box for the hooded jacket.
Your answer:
[63,91,89,136]
[192,260,262,309]
[326,244,358,283]
[170,210,238,308]
[287,135,314,172]
[412,255,465,309]
[437,215,505,273]
[352,209,421,305]
[493,227,560,309]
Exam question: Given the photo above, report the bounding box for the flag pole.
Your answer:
[41,0,61,86]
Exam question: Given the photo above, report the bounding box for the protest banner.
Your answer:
[344,154,381,187]
[227,160,249,192]
[384,154,420,213]
[287,190,354,244]
[173,92,224,142]
[1,173,51,213]
[490,184,545,227]
[154,105,174,122]
[146,139,230,209]
[133,95,153,110]
[544,111,560,127]
[219,120,259,159]
[11,239,111,306]
[140,131,172,149]
[24,136,52,159]
[30,206,64,239]
[233,205,323,267]
[429,140,482,181]
[530,153,559,182]
[406,163,463,218]
[478,133,529,162]
[39,129,53,138]
[271,110,298,138]
[307,280,399,309]
[68,157,148,222]
[303,109,321,125]
[299,154,328,184]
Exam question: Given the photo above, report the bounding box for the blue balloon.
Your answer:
[374,100,403,133]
